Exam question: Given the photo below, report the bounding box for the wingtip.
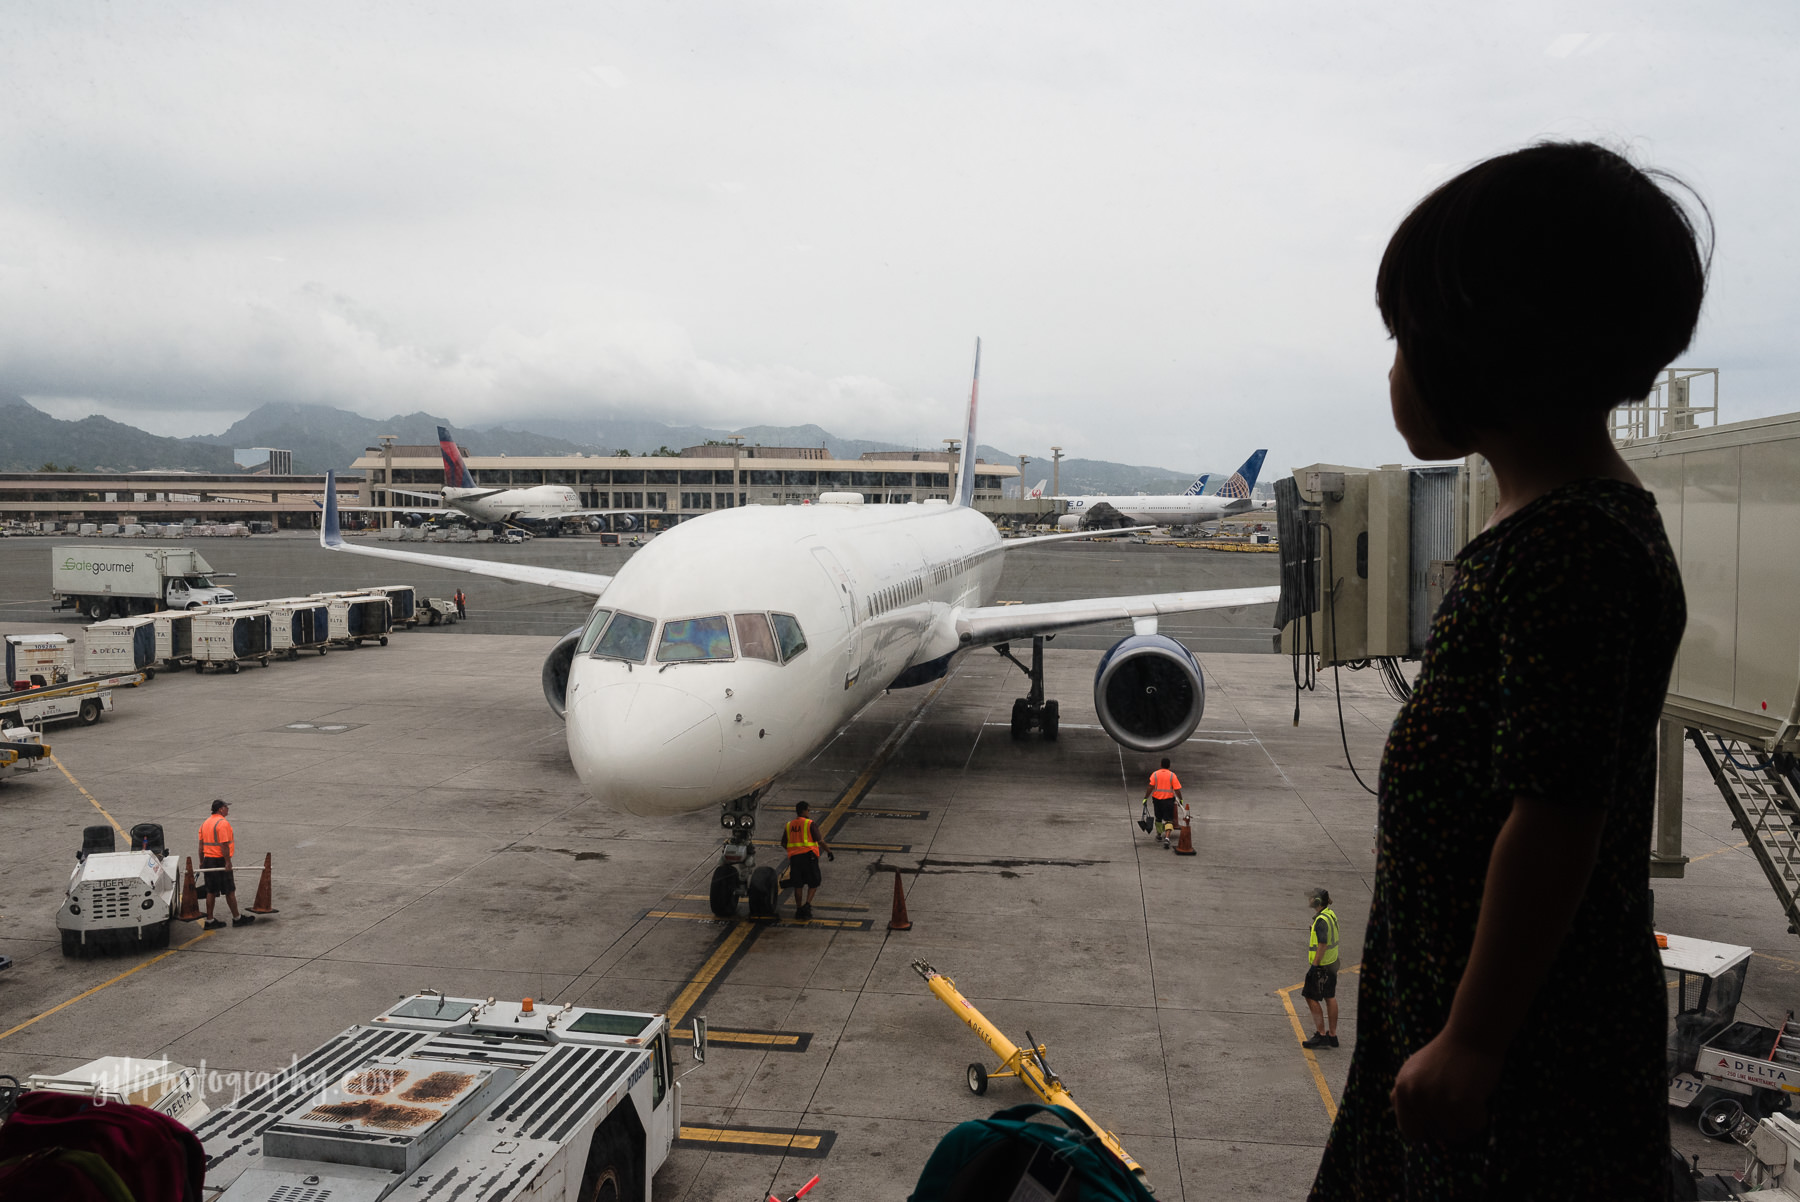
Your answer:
[321,470,342,548]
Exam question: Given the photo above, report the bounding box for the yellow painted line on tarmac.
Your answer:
[679,1125,822,1151]
[0,929,218,1043]
[1688,840,1750,865]
[664,921,755,1027]
[672,1028,802,1047]
[649,910,869,930]
[815,675,951,842]
[667,894,869,912]
[751,839,909,853]
[1275,962,1362,1123]
[47,752,125,837]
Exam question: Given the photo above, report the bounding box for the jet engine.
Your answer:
[1092,633,1205,753]
[587,515,604,532]
[541,625,583,717]
[1055,514,1081,531]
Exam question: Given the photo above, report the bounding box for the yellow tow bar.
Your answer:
[912,959,1151,1192]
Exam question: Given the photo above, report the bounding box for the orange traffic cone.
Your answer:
[1174,806,1196,856]
[248,852,279,915]
[176,857,201,921]
[887,868,912,931]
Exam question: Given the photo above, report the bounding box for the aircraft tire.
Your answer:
[747,866,779,920]
[1009,698,1029,741]
[709,865,740,918]
[1042,700,1060,741]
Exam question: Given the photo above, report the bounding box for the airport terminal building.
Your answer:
[346,442,1022,530]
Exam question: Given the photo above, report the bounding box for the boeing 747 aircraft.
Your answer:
[318,343,1277,917]
[1056,451,1269,528]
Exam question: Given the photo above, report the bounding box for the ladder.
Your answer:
[1773,1017,1800,1069]
[1690,730,1800,936]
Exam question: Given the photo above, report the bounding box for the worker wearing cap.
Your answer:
[198,800,254,930]
[1302,887,1340,1048]
[1146,758,1183,848]
[454,588,467,619]
[782,800,833,921]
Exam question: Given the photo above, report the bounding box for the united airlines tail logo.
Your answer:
[1218,472,1251,500]
[437,427,475,488]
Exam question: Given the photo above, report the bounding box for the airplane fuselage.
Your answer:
[443,484,584,524]
[1060,494,1257,524]
[563,499,1004,817]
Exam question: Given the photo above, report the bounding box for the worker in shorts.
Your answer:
[1146,758,1182,847]
[782,800,833,921]
[1302,886,1340,1048]
[198,800,254,930]
[454,588,467,619]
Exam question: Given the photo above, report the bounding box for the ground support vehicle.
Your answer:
[23,1056,208,1126]
[191,611,274,673]
[57,823,181,956]
[82,614,160,678]
[195,992,681,1202]
[0,674,137,728]
[4,632,73,690]
[421,597,460,625]
[51,545,237,620]
[0,719,50,782]
[1664,933,1800,1137]
[321,591,392,648]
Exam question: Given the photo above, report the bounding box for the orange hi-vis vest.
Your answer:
[784,817,820,856]
[1148,769,1181,799]
[199,814,235,860]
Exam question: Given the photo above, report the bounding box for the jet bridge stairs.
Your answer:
[1690,730,1800,936]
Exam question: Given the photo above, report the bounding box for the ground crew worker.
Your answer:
[454,588,467,619]
[1302,886,1339,1048]
[1146,758,1182,847]
[782,800,833,921]
[198,800,254,930]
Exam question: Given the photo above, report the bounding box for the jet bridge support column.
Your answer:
[1651,718,1690,878]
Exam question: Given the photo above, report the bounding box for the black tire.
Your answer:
[229,662,240,675]
[78,699,101,726]
[1010,698,1029,741]
[378,636,388,646]
[709,865,740,918]
[1698,1095,1746,1139]
[427,610,440,626]
[967,1062,988,1095]
[576,1118,637,1202]
[85,598,107,621]
[187,602,202,610]
[747,866,779,919]
[144,667,156,681]
[61,929,78,957]
[319,647,328,656]
[1042,700,1060,741]
[150,920,170,948]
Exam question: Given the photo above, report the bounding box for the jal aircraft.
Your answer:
[1056,451,1270,528]
[345,427,632,533]
[319,344,1277,916]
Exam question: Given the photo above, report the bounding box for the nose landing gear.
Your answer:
[996,637,1059,742]
[709,791,777,919]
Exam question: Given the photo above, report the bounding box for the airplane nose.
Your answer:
[566,682,723,816]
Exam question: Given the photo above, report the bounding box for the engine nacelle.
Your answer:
[1093,633,1205,753]
[1055,514,1081,531]
[541,625,583,717]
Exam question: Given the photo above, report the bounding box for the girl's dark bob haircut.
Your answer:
[1376,141,1711,440]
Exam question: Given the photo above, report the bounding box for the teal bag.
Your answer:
[908,1103,1156,1201]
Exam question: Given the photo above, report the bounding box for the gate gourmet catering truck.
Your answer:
[192,992,683,1201]
[51,546,237,621]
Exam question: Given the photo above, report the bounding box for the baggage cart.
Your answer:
[324,592,392,648]
[269,599,331,659]
[82,615,160,679]
[150,609,196,670]
[192,611,274,674]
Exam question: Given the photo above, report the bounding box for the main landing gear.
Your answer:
[708,790,779,920]
[996,637,1059,742]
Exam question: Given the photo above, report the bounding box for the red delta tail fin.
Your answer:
[437,427,476,488]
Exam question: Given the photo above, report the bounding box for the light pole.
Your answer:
[1050,446,1063,497]
[728,434,745,508]
[943,439,961,501]
[378,435,397,531]
[1017,454,1030,499]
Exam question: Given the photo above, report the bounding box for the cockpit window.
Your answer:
[734,613,779,661]
[657,615,734,662]
[577,608,614,655]
[592,612,654,663]
[770,613,807,663]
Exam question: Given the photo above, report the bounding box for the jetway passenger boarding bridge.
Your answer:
[1273,400,1800,938]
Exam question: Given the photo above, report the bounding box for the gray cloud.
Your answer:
[1,1,1794,469]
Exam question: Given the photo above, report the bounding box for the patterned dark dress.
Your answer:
[1310,478,1685,1200]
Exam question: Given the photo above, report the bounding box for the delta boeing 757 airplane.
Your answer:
[319,342,1277,917]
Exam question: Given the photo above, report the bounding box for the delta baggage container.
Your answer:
[5,634,74,691]
[83,616,159,678]
[270,599,331,659]
[324,593,392,648]
[192,611,273,674]
[150,610,196,669]
[371,584,417,626]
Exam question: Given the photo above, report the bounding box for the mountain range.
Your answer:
[1,394,1206,495]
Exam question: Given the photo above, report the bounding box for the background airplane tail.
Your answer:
[437,426,476,488]
[1215,450,1266,501]
[1028,478,1048,499]
[954,340,980,508]
[1182,472,1211,497]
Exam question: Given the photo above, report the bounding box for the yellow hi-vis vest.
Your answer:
[784,817,819,856]
[1310,906,1340,967]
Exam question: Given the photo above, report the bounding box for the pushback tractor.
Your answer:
[57,823,180,956]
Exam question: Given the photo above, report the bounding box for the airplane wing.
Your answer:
[318,472,613,597]
[390,486,504,503]
[953,585,1279,649]
[1001,527,1153,547]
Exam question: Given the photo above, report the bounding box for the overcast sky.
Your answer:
[1,2,1794,473]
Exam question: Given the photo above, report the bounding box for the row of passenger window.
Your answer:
[871,575,925,617]
[576,608,808,666]
[929,543,1003,586]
